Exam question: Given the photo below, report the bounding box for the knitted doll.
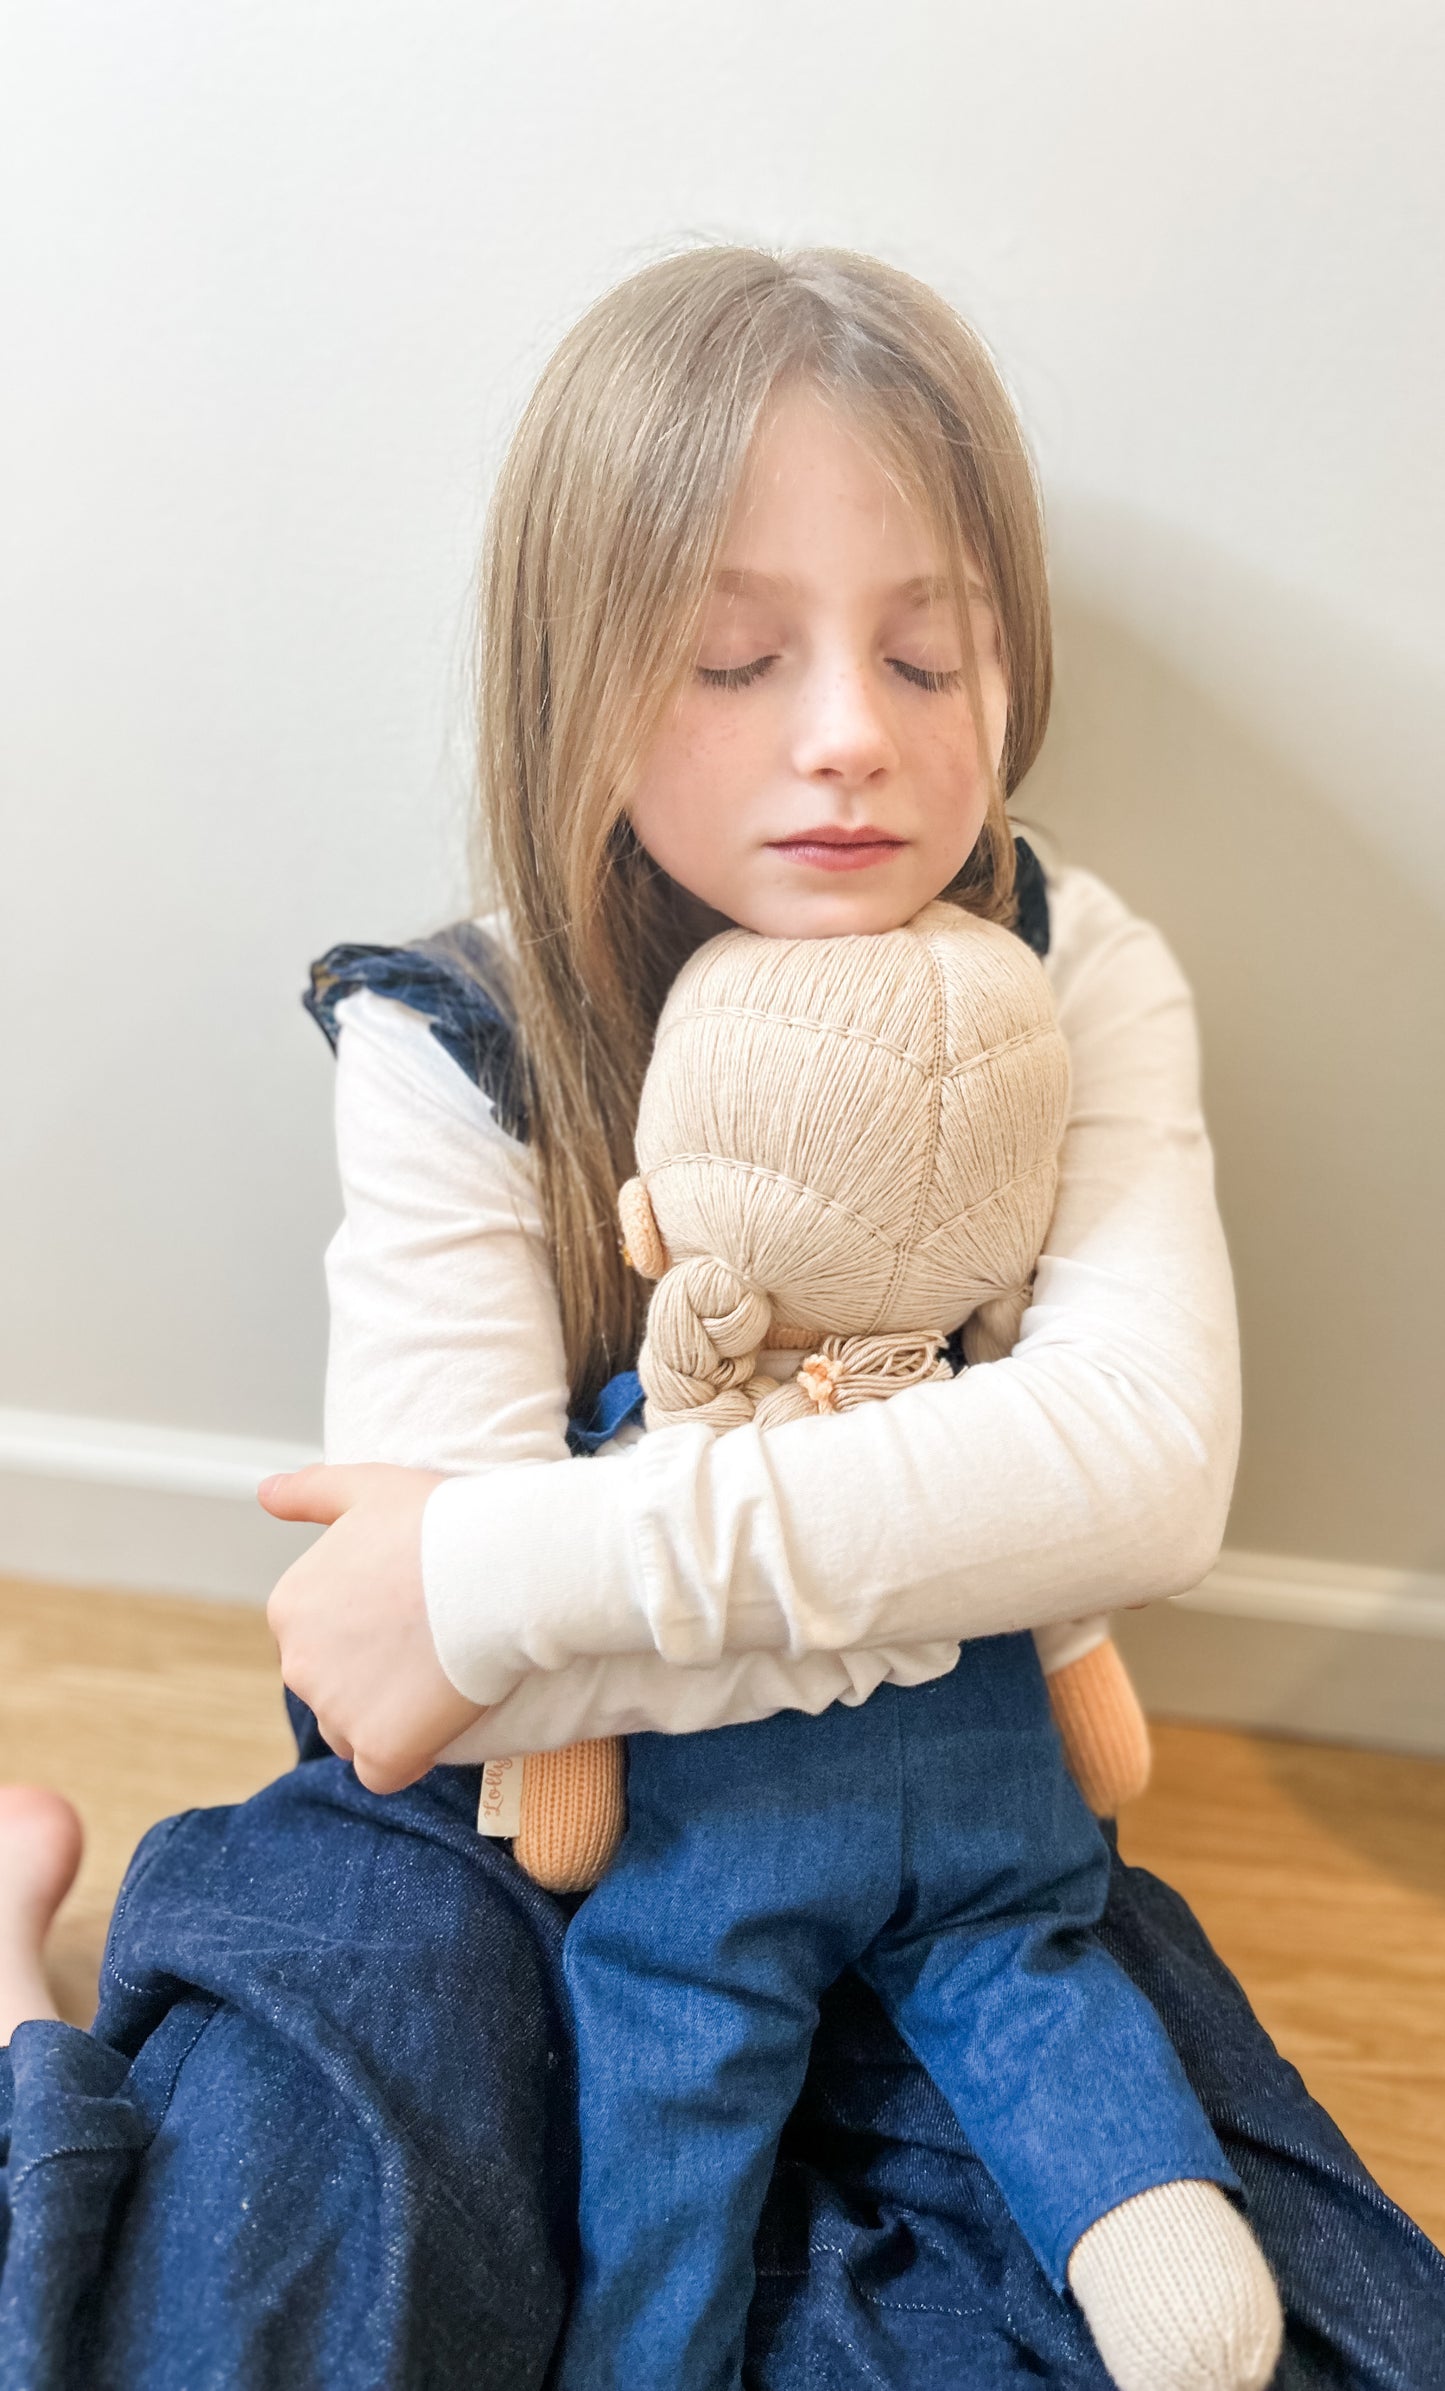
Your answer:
[511,897,1151,1897]
[541,899,1279,2391]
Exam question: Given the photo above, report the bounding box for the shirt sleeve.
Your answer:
[416,863,1243,1709]
[321,987,575,1476]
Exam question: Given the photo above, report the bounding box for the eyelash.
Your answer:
[697,657,964,693]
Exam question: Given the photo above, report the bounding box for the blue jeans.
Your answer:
[2,1693,1443,2389]
[558,1639,1233,2388]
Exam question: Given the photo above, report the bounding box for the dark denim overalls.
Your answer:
[3,842,1442,2388]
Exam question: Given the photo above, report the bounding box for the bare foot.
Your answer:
[0,1785,83,2041]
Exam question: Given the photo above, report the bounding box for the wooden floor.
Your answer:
[3,1573,1443,2248]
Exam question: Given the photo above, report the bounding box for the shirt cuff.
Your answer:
[1033,1613,1111,1675]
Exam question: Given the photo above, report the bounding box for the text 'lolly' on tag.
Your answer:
[477,1754,523,1837]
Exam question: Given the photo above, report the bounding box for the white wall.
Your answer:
[3,6,1441,1627]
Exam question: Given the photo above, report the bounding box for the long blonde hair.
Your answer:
[473,245,1053,1410]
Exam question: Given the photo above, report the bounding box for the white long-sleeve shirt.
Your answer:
[322,832,1240,1761]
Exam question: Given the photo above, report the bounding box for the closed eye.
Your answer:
[697,656,779,688]
[888,660,964,691]
[697,656,963,692]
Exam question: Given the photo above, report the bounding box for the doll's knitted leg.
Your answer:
[513,1738,624,1892]
[1068,2179,1283,2391]
[1046,1639,1152,1815]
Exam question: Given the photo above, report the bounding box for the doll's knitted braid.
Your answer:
[638,1257,774,1432]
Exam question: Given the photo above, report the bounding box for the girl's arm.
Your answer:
[322,861,1240,1725]
[321,982,574,1481]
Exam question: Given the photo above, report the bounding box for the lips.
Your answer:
[767,826,906,872]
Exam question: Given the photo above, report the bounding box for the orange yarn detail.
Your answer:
[1046,1640,1153,1816]
[513,1740,626,1893]
[798,1353,843,1412]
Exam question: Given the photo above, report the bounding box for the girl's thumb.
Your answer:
[257,1464,359,1526]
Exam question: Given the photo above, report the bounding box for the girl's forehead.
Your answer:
[706,561,990,614]
[711,565,958,605]
[722,392,982,593]
[734,392,921,509]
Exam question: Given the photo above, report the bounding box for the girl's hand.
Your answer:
[258,1464,484,1793]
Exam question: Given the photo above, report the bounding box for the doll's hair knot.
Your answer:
[798,1352,845,1413]
[753,1331,953,1429]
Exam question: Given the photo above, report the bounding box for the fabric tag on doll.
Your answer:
[477,1755,524,1837]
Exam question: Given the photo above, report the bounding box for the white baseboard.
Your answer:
[1176,1548,1445,1641]
[3,1408,1444,1752]
[0,1406,321,1602]
[1115,1551,1445,1757]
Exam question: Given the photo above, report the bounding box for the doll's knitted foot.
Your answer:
[1068,2179,1283,2391]
[0,1785,82,2040]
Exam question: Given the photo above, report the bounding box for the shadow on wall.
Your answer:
[1020,498,1445,1577]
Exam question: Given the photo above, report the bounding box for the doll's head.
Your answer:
[618,901,1070,1432]
[475,245,1053,1414]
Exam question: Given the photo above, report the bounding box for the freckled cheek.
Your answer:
[656,699,761,784]
[939,681,1007,779]
[630,727,763,877]
[915,710,984,793]
[677,713,773,825]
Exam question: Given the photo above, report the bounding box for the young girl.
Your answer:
[3,244,1443,2388]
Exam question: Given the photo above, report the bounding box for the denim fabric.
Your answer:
[556,1641,1234,2388]
[1,1714,579,2391]
[2,1694,1443,2386]
[565,1369,646,1456]
[304,921,530,1140]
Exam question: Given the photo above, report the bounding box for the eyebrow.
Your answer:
[712,567,986,605]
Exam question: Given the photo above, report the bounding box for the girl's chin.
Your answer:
[729,890,928,940]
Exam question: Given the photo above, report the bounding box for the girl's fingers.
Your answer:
[351,1748,425,1797]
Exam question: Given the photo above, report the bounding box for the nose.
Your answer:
[789,654,899,789]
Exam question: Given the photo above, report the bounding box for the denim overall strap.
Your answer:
[304,918,530,1140]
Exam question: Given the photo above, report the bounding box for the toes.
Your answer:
[0,1784,84,1920]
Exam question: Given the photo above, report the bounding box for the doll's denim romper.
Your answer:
[554,1404,1233,2391]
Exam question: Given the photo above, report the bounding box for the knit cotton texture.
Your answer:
[1068,2178,1284,2391]
[1045,1640,1153,1815]
[514,1741,625,1895]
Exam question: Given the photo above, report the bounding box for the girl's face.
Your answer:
[625,384,1008,940]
